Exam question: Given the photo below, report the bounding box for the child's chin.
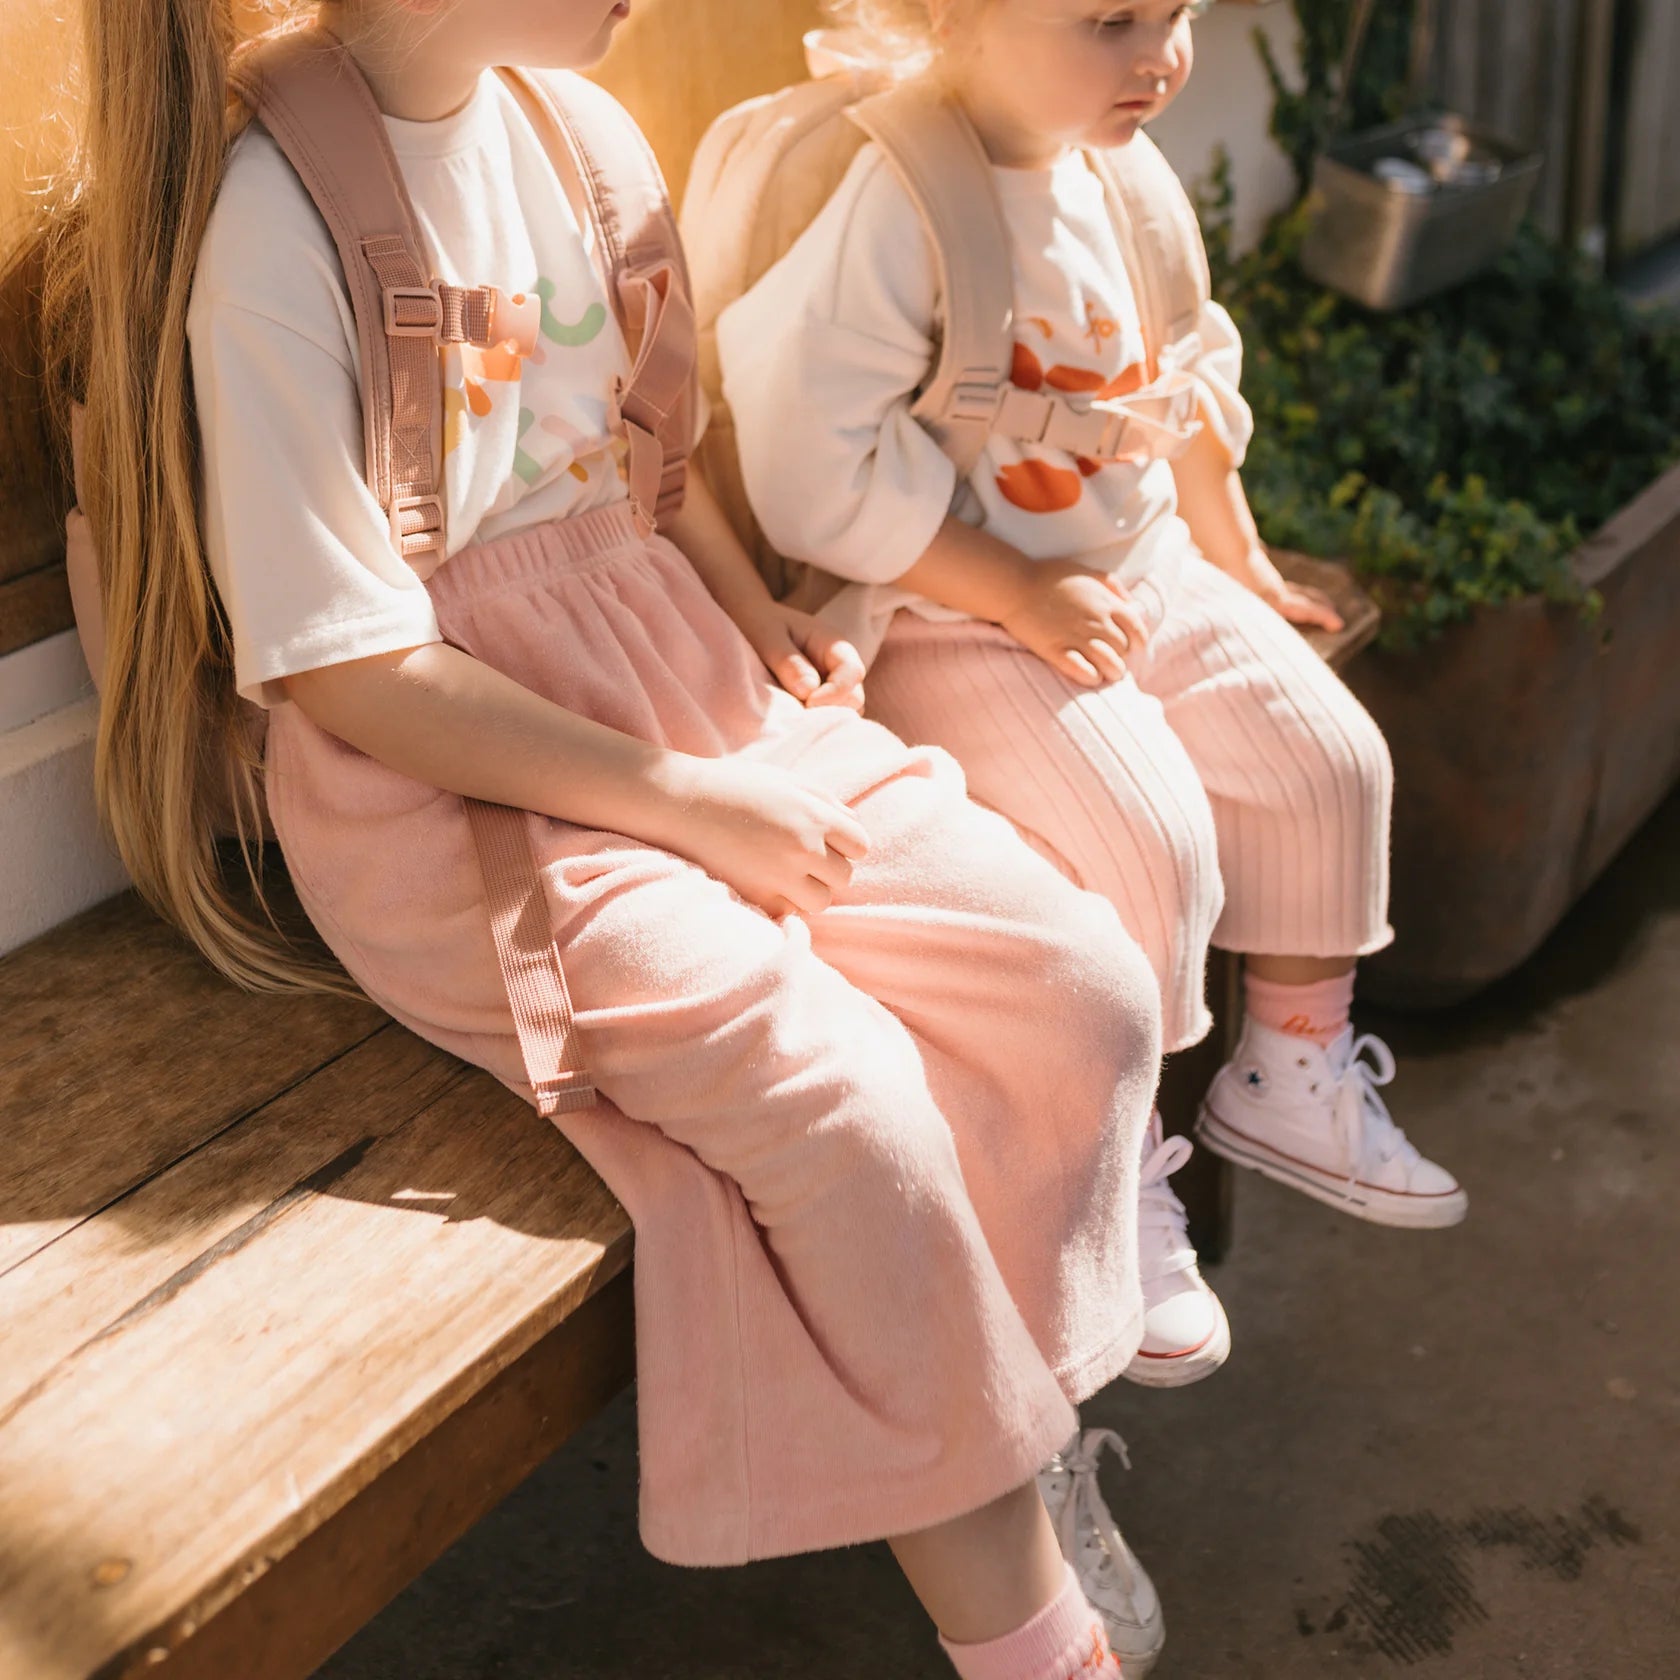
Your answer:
[1088,108,1150,148]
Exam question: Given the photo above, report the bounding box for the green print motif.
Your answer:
[513,408,544,485]
[534,277,608,347]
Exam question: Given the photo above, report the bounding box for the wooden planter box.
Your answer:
[1344,462,1680,1008]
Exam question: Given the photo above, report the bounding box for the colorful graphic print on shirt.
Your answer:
[994,299,1154,516]
[442,275,614,493]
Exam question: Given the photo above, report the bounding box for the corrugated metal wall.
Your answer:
[1425,0,1680,260]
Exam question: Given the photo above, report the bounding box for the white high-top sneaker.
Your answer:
[1198,1019,1468,1228]
[1036,1429,1165,1678]
[1123,1112,1231,1388]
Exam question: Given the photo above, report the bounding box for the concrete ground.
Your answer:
[322,792,1680,1680]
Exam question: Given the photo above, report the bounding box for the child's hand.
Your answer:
[670,758,870,919]
[746,604,867,711]
[997,561,1151,688]
[1226,546,1345,633]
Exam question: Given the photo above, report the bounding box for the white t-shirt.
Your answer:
[190,71,633,704]
[717,143,1253,657]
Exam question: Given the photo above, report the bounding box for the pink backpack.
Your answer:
[65,23,699,1114]
[679,34,1212,609]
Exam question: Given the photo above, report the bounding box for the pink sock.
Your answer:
[940,1564,1120,1679]
[1244,969,1356,1049]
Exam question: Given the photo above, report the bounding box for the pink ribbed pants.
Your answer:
[265,504,1162,1566]
[866,554,1394,1053]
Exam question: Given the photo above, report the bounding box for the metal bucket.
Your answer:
[1299,114,1543,312]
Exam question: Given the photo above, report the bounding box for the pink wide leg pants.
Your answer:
[265,503,1162,1565]
[866,554,1395,1053]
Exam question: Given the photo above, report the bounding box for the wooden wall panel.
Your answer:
[1,4,78,623]
[1617,0,1680,254]
[590,0,822,203]
[1428,0,1581,240]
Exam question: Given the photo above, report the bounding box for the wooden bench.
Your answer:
[0,887,634,1680]
[1158,550,1382,1261]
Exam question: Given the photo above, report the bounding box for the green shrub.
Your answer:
[1201,167,1680,647]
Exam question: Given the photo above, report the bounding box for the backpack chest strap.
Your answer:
[363,240,536,561]
[931,356,1203,468]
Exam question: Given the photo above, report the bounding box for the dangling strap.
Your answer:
[465,799,598,1115]
[499,67,699,526]
[234,24,596,1116]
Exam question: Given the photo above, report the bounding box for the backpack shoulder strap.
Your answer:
[1084,132,1210,358]
[229,24,517,566]
[499,68,698,522]
[848,81,1016,480]
[232,28,597,1118]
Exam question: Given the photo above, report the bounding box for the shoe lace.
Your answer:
[1331,1032,1419,1181]
[1137,1131,1197,1281]
[1042,1428,1143,1603]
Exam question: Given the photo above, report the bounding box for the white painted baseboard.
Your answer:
[0,694,130,957]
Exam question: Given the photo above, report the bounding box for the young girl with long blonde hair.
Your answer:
[720,0,1467,1382]
[43,0,1181,1674]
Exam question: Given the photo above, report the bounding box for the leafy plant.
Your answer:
[1196,8,1680,648]
[1258,0,1419,198]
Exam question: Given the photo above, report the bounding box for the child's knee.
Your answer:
[1301,699,1395,846]
[1033,887,1165,1076]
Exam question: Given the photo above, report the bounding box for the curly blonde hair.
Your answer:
[823,0,988,69]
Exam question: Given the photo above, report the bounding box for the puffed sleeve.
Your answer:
[716,145,958,586]
[1186,298,1254,468]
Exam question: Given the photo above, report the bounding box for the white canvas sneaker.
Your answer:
[1037,1429,1165,1678]
[1123,1113,1231,1388]
[1198,1019,1468,1228]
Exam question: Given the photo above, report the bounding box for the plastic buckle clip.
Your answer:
[945,380,1007,426]
[383,285,445,339]
[390,492,446,557]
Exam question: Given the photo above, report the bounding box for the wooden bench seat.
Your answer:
[0,891,633,1680]
[0,550,1376,1679]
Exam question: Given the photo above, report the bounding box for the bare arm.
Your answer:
[1170,421,1343,632]
[283,641,698,842]
[898,514,1153,688]
[663,470,864,709]
[282,634,868,917]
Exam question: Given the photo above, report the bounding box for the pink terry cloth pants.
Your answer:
[865,552,1395,1054]
[265,502,1162,1567]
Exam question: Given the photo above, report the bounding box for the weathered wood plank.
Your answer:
[0,560,72,657]
[0,892,383,1278]
[147,1267,635,1680]
[1271,549,1382,668]
[0,1064,632,1680]
[0,1023,457,1416]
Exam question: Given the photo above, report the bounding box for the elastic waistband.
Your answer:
[427,500,650,611]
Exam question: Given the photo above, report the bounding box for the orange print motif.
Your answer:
[1083,300,1119,356]
[444,337,529,455]
[1046,364,1107,394]
[995,458,1084,513]
[1098,357,1154,400]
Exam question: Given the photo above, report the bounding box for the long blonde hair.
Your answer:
[38,0,339,993]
